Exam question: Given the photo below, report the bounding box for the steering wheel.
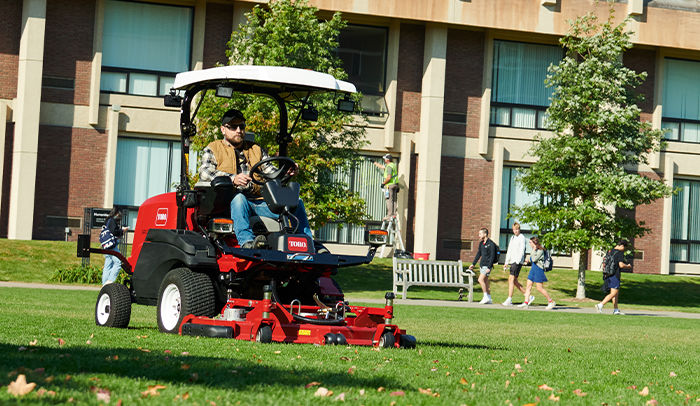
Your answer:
[248,156,297,186]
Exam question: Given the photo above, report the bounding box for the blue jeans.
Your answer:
[230,194,312,245]
[102,245,122,285]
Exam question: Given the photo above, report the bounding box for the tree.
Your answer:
[510,5,674,298]
[192,0,368,229]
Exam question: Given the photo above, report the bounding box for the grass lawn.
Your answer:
[2,287,700,405]
[3,239,700,313]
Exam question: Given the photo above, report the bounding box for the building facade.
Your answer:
[2,0,700,275]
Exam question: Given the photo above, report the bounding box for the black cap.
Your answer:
[221,109,245,125]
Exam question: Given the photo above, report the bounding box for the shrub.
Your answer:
[49,264,127,284]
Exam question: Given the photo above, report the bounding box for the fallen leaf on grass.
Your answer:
[419,388,432,395]
[305,382,321,388]
[390,391,405,396]
[522,403,537,406]
[377,387,385,392]
[141,385,167,397]
[646,400,659,405]
[334,392,346,401]
[627,385,638,390]
[348,366,356,374]
[95,389,111,403]
[538,384,553,391]
[86,340,92,345]
[181,365,191,370]
[181,352,189,355]
[460,378,468,385]
[640,387,650,396]
[314,387,332,397]
[359,389,365,395]
[611,370,620,375]
[548,393,560,401]
[58,339,65,346]
[573,389,587,396]
[29,339,38,346]
[505,380,509,388]
[340,356,351,361]
[491,360,503,363]
[670,372,677,377]
[514,364,521,369]
[430,368,438,372]
[6,374,36,396]
[274,351,281,354]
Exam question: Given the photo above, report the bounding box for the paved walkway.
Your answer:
[2,281,699,319]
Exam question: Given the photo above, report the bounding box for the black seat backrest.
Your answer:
[196,176,234,217]
[261,180,300,214]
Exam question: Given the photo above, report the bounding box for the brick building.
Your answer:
[2,0,700,275]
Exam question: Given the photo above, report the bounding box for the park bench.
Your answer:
[392,258,475,302]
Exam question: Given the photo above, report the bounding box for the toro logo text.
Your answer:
[287,237,308,252]
[155,208,168,227]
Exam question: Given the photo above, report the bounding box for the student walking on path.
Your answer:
[468,228,498,304]
[596,240,633,315]
[502,223,528,306]
[518,236,555,309]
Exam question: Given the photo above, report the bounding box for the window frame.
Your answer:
[670,178,700,264]
[661,57,700,144]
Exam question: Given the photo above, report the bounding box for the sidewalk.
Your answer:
[2,281,698,319]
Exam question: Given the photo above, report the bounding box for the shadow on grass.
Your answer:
[0,342,409,393]
[417,341,508,351]
[585,276,700,308]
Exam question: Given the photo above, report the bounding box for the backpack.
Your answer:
[542,250,553,272]
[99,219,117,249]
[492,243,501,263]
[602,249,617,277]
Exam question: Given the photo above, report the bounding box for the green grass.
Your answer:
[4,239,700,313]
[2,287,700,405]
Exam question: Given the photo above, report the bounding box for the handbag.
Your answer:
[99,220,117,249]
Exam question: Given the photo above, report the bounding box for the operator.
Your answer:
[199,109,315,250]
[373,153,399,221]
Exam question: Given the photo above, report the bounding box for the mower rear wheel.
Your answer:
[95,283,132,328]
[378,331,395,348]
[255,325,272,343]
[157,267,216,334]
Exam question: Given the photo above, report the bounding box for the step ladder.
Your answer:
[378,216,406,258]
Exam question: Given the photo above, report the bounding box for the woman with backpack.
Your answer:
[518,236,556,309]
[101,208,128,286]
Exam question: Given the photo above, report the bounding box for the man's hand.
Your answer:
[122,226,128,232]
[468,264,474,270]
[287,163,299,177]
[233,173,252,187]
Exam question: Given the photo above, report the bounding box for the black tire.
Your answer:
[378,331,395,348]
[95,283,132,328]
[255,325,273,343]
[157,267,216,334]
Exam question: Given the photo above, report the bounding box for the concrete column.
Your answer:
[491,141,504,245]
[103,105,121,208]
[383,21,400,149]
[650,49,665,170]
[191,0,207,71]
[8,0,47,240]
[660,156,674,275]
[88,0,105,125]
[0,101,12,218]
[413,24,447,260]
[478,31,494,156]
[397,132,413,245]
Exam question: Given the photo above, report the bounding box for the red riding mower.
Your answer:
[78,65,415,348]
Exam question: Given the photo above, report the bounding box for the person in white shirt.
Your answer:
[501,223,532,306]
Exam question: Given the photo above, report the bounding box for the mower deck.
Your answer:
[179,296,415,348]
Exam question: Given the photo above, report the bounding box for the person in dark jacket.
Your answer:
[102,208,128,285]
[468,228,497,304]
[595,240,633,315]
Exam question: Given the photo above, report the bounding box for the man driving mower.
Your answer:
[199,108,317,250]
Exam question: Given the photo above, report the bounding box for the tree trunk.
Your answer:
[575,249,588,299]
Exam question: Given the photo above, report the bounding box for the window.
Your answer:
[315,157,386,244]
[670,180,700,263]
[490,41,562,130]
[337,25,388,115]
[662,58,700,143]
[100,0,193,97]
[113,138,198,228]
[500,167,539,254]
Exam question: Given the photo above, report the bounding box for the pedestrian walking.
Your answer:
[596,240,633,315]
[101,208,128,285]
[518,236,555,309]
[502,223,528,306]
[468,228,498,304]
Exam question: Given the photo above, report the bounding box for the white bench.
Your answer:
[392,258,475,301]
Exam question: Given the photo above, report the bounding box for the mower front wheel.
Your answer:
[157,267,216,334]
[255,325,272,343]
[95,283,132,328]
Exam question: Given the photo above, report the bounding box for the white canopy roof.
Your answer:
[173,65,356,94]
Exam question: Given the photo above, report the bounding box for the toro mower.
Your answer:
[78,65,415,348]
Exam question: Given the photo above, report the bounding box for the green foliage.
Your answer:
[192,0,368,229]
[511,6,673,257]
[49,264,127,284]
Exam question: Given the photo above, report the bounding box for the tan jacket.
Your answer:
[207,139,265,197]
